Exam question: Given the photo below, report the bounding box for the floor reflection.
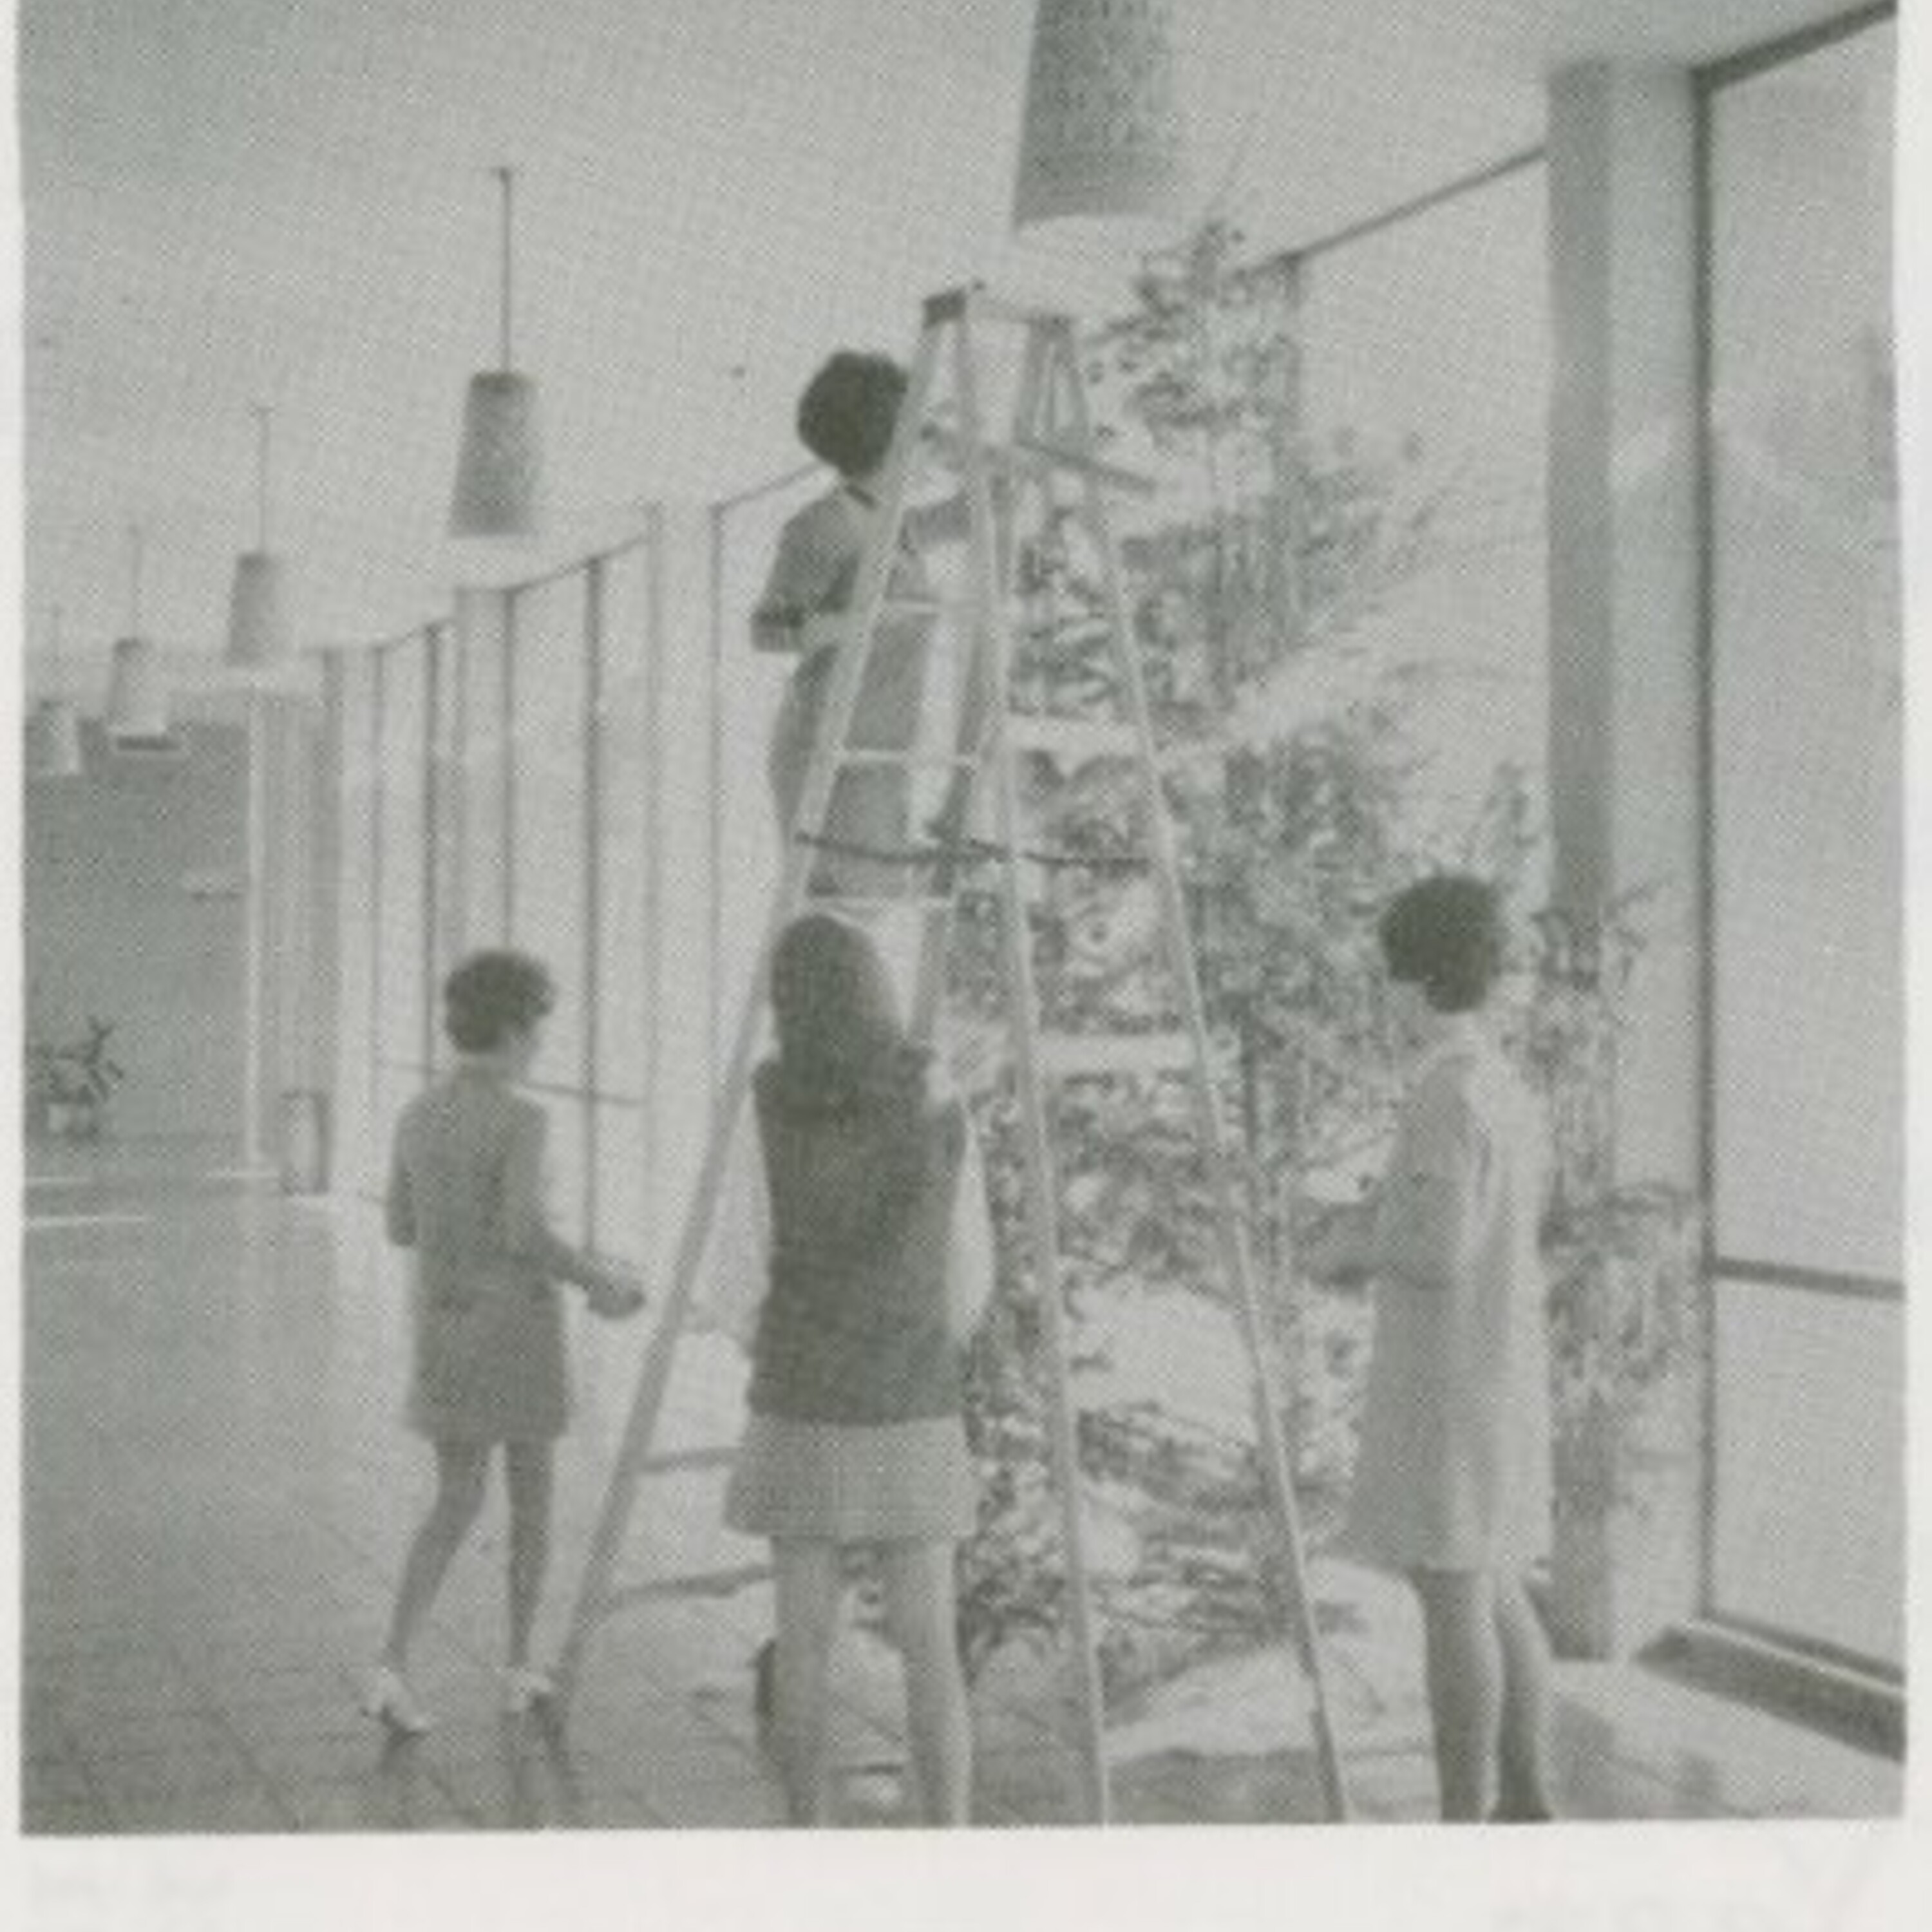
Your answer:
[20,1162,1906,1833]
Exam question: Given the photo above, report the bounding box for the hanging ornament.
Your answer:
[104,524,173,745]
[450,165,544,538]
[25,604,84,780]
[227,402,295,668]
[1012,0,1193,234]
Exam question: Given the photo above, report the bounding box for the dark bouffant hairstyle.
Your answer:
[796,352,908,478]
[1378,875,1507,1015]
[443,950,555,1053]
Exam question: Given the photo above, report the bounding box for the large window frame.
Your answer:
[1692,2,1903,1675]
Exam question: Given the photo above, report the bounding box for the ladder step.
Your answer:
[1006,716,1141,761]
[1038,1032,1196,1079]
[925,426,1157,500]
[602,1564,775,1615]
[1010,436,1159,500]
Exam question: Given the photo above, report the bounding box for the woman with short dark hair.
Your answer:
[1302,875,1557,1821]
[365,950,645,1733]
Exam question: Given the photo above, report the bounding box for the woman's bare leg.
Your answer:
[773,1540,844,1825]
[504,1442,554,1670]
[1411,1567,1504,1822]
[1493,1573,1557,1819]
[881,1541,971,1825]
[383,1441,491,1672]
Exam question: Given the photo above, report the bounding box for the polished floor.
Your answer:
[18,1152,1904,1834]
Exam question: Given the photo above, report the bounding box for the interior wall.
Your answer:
[23,719,249,1151]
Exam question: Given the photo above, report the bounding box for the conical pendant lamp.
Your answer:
[227,402,295,668]
[1012,0,1193,233]
[104,524,172,745]
[450,165,544,538]
[25,605,84,781]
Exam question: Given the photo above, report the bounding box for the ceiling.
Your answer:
[17,0,1884,658]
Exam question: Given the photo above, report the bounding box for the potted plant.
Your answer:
[1542,1181,1704,1659]
[35,1018,128,1141]
[25,1039,64,1139]
[1520,902,1707,1659]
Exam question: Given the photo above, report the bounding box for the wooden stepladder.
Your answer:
[556,287,1349,1824]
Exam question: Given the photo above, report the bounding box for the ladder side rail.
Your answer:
[1048,321,1352,1821]
[907,323,1052,1044]
[952,303,1113,1825]
[558,326,949,1700]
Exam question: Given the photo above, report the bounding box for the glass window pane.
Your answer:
[459,589,511,949]
[1709,24,1901,1282]
[597,544,654,1101]
[1711,1277,1904,1667]
[509,574,590,1083]
[592,1099,649,1267]
[334,653,381,1198]
[427,629,463,1069]
[373,1063,422,1200]
[1300,162,1551,868]
[714,476,822,1033]
[536,1092,591,1250]
[375,638,429,1075]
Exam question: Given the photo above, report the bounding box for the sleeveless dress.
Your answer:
[725,1063,978,1544]
[1342,1037,1553,1573]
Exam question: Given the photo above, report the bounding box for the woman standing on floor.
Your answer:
[1301,876,1558,1823]
[725,914,989,1826]
[366,951,645,1732]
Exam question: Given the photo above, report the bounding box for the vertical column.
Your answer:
[242,692,268,1170]
[582,558,606,1243]
[647,502,720,1279]
[319,654,354,1196]
[641,511,667,1269]
[368,650,388,1189]
[453,585,513,950]
[421,629,442,1078]
[243,682,326,1180]
[1546,62,1703,1187]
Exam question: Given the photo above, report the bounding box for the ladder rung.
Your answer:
[601,1564,775,1615]
[1038,1032,1196,1079]
[923,425,1155,500]
[1009,436,1159,500]
[924,286,1063,330]
[639,1445,739,1476]
[1006,716,1141,761]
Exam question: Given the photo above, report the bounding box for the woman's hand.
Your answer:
[946,1018,1007,1098]
[583,1261,647,1322]
[1296,1197,1378,1287]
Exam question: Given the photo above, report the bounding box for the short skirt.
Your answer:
[406,1282,569,1445]
[726,1410,977,1545]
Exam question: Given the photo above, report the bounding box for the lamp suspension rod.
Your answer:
[127,521,144,636]
[252,401,274,551]
[495,164,516,371]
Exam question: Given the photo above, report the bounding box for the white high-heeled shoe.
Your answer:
[361,1665,433,1735]
[502,1665,557,1716]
